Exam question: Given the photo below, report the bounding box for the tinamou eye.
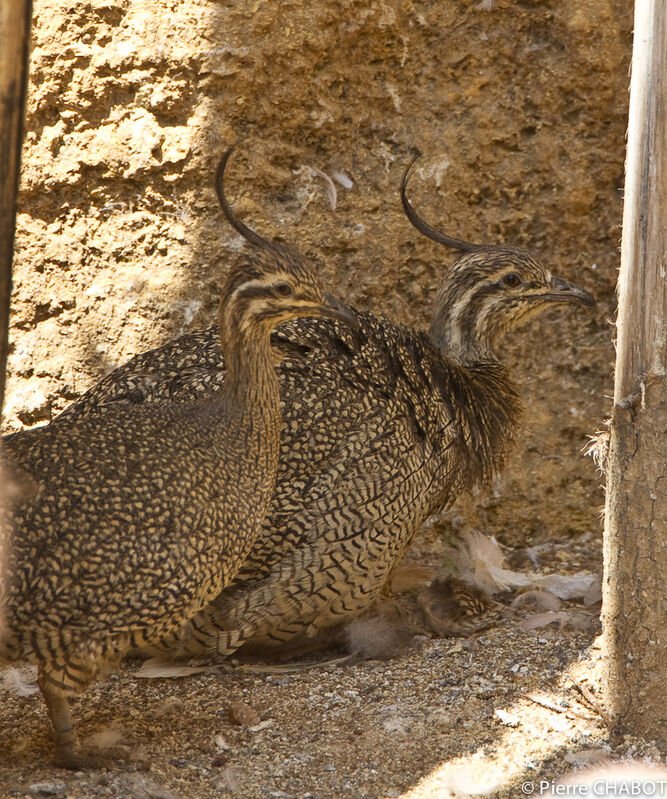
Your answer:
[502,273,522,288]
[275,282,293,297]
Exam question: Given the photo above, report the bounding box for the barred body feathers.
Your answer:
[48,154,594,661]
[0,145,352,767]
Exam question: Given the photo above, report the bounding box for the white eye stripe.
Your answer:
[243,293,311,317]
[229,279,265,303]
[230,276,295,301]
[247,297,273,316]
[231,278,267,294]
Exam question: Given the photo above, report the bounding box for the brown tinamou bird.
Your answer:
[51,153,595,660]
[0,145,352,768]
[417,576,505,638]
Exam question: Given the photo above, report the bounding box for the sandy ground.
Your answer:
[1,626,663,799]
[1,528,664,799]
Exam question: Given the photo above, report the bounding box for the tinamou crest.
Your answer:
[0,144,353,768]
[54,153,595,660]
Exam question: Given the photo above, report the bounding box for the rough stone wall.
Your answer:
[5,0,632,548]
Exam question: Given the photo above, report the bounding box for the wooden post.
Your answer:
[0,0,32,636]
[601,0,666,749]
[0,0,32,415]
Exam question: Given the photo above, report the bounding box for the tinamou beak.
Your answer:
[548,276,596,307]
[320,293,359,330]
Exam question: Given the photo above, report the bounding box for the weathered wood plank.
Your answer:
[0,0,32,415]
[602,0,667,748]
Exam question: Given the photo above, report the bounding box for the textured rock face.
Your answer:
[6,0,630,546]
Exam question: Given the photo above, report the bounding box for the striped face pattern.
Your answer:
[428,246,593,362]
[401,152,594,364]
[220,247,330,339]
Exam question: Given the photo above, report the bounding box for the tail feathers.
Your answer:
[211,624,256,657]
[139,545,330,659]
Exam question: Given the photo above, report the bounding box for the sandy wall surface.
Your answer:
[5,0,632,547]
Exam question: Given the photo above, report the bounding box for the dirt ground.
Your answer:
[4,0,664,796]
[1,598,665,799]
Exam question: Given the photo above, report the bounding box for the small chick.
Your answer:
[417,576,504,637]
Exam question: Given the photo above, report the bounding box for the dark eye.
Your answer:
[275,282,293,297]
[502,273,522,288]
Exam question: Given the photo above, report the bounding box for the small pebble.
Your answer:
[28,783,66,798]
[494,708,520,727]
[229,700,261,726]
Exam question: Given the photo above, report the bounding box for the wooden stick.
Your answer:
[0,0,32,640]
[601,0,667,746]
[0,0,32,414]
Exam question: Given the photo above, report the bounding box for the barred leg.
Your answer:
[38,665,80,769]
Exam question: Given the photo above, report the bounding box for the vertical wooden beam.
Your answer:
[0,0,32,637]
[601,0,666,749]
[614,0,666,401]
[0,0,32,415]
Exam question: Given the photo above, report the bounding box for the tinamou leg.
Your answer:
[37,654,122,770]
[37,664,81,769]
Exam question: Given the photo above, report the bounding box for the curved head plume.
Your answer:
[215,143,274,250]
[214,143,357,359]
[401,151,488,254]
[401,152,595,365]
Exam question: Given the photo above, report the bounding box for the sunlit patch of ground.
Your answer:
[1,622,663,799]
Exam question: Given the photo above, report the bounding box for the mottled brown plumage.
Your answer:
[0,145,351,767]
[417,576,504,638]
[51,154,594,663]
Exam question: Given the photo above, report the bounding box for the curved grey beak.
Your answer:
[547,276,596,307]
[321,293,359,331]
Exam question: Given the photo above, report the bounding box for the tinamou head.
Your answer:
[400,152,595,361]
[214,145,354,345]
